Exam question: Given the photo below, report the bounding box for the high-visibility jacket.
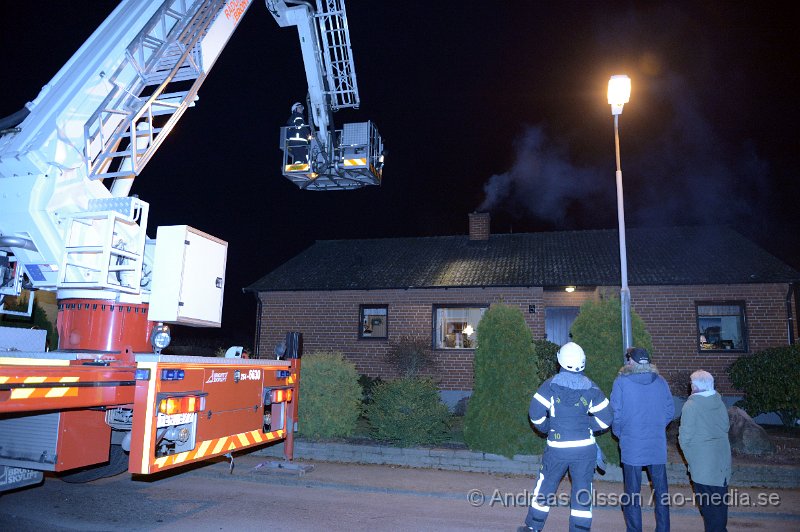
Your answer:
[529,370,612,448]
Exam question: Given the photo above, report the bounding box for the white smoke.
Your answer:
[478,125,605,225]
[478,72,770,230]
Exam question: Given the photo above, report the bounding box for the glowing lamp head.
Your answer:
[608,75,631,116]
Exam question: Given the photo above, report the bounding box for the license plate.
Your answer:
[157,412,195,428]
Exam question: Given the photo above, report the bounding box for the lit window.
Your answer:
[696,301,747,352]
[359,305,387,339]
[434,306,486,349]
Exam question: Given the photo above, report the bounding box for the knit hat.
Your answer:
[628,347,650,364]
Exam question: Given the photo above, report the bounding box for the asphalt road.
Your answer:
[1,452,799,531]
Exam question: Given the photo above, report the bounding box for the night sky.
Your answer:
[2,1,798,345]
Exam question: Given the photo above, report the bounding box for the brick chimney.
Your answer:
[468,212,490,241]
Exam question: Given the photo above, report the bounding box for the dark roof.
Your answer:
[246,226,800,292]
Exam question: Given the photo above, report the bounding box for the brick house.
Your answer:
[246,213,799,403]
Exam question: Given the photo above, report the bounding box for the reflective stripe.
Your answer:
[571,508,592,518]
[547,436,595,448]
[534,393,551,408]
[10,388,34,399]
[213,437,228,455]
[550,395,555,417]
[588,398,608,413]
[531,415,547,425]
[530,473,549,512]
[532,499,550,512]
[594,417,609,429]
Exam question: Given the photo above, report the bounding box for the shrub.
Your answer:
[533,339,560,382]
[358,373,384,405]
[463,303,544,457]
[729,345,800,427]
[384,335,435,377]
[365,377,450,446]
[665,369,694,398]
[298,351,363,439]
[569,296,653,465]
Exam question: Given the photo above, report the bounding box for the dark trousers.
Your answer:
[692,482,728,532]
[525,446,595,531]
[621,463,670,532]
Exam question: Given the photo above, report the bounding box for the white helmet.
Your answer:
[557,342,586,372]
[291,102,304,113]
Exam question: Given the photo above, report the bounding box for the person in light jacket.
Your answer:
[679,370,731,532]
[611,347,674,532]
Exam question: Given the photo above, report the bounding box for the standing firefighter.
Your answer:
[519,342,612,532]
[286,101,311,165]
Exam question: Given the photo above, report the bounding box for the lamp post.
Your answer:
[608,74,633,360]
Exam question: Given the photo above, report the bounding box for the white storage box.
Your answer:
[148,226,227,327]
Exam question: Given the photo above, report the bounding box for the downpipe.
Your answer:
[788,282,798,344]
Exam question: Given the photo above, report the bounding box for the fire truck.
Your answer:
[0,0,384,492]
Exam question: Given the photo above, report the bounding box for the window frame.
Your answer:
[358,305,388,340]
[695,300,748,353]
[432,304,488,351]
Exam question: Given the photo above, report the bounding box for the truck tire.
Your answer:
[59,444,129,483]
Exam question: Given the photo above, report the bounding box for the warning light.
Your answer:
[270,388,293,403]
[160,369,185,381]
[158,395,204,415]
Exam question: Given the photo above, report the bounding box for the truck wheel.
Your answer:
[59,444,129,483]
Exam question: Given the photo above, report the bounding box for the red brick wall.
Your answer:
[257,287,543,390]
[629,283,796,394]
[256,283,797,394]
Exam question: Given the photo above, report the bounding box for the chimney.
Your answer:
[468,212,490,241]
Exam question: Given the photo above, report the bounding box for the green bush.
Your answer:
[463,303,544,457]
[298,351,363,439]
[729,345,800,427]
[358,373,384,405]
[570,296,653,465]
[365,377,451,446]
[384,335,435,377]
[533,339,560,382]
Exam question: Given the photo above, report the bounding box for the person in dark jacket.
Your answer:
[519,342,613,532]
[679,370,731,532]
[611,347,674,532]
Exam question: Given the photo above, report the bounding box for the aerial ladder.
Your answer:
[270,0,385,189]
[0,0,383,492]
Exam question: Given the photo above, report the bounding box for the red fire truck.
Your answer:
[0,0,383,492]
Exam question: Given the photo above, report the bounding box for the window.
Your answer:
[359,305,387,339]
[434,306,487,349]
[696,301,747,352]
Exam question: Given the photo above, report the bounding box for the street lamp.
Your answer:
[608,74,633,359]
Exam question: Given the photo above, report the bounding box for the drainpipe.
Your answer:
[789,282,799,344]
[244,287,264,358]
[254,295,264,358]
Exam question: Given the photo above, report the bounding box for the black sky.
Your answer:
[2,1,798,346]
